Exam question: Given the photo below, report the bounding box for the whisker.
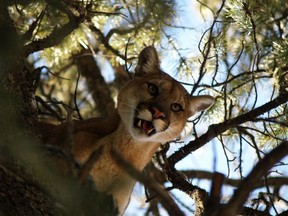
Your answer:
[118,100,138,110]
[166,126,176,139]
[117,109,134,113]
[169,119,181,124]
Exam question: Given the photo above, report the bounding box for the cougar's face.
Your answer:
[118,73,191,143]
[117,46,214,143]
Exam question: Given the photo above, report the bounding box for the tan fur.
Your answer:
[38,46,214,215]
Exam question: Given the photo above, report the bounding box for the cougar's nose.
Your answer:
[151,106,166,119]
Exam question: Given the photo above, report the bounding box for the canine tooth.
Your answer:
[148,128,154,134]
[138,119,142,128]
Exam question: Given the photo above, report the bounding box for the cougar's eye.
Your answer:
[147,83,159,97]
[171,103,183,112]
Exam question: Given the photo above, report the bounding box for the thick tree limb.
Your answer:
[110,150,185,216]
[22,0,88,57]
[166,168,208,216]
[182,170,288,189]
[23,15,83,57]
[156,146,209,216]
[168,93,288,166]
[0,0,21,73]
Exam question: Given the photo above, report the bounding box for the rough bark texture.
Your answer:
[0,163,56,216]
[0,2,114,215]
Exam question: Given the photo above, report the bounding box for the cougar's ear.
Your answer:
[188,95,215,117]
[135,46,160,77]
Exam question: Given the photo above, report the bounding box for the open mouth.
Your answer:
[134,118,156,136]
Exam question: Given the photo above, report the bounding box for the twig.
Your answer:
[74,68,83,120]
[87,10,127,18]
[192,0,226,95]
[168,93,288,166]
[35,95,64,121]
[215,141,288,216]
[36,66,70,80]
[110,149,185,216]
[23,3,84,57]
[124,37,132,79]
[22,7,46,42]
[204,172,225,215]
[86,20,131,60]
[158,146,209,216]
[181,170,288,189]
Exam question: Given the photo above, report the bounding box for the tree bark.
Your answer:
[74,49,115,116]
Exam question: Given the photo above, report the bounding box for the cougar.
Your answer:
[38,46,214,215]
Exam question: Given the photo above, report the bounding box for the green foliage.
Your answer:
[273,39,288,66]
[218,0,288,147]
[7,0,177,119]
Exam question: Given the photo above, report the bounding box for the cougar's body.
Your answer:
[38,46,214,215]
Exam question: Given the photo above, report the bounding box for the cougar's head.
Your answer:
[117,46,214,143]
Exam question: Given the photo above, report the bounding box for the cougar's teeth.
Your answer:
[134,118,156,136]
[137,119,142,128]
[147,128,154,135]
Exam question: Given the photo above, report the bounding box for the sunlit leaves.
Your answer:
[42,28,87,67]
[225,0,266,34]
[273,40,288,66]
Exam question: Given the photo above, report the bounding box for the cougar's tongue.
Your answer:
[134,118,155,135]
[141,120,153,132]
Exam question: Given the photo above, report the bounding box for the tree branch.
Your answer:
[215,141,288,216]
[23,18,83,57]
[157,145,209,216]
[85,20,128,60]
[110,149,185,216]
[169,93,288,166]
[181,170,288,189]
[23,1,85,57]
[74,49,115,116]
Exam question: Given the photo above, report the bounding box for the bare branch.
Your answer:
[22,7,46,42]
[86,20,128,60]
[191,0,226,95]
[215,141,288,216]
[169,93,288,166]
[182,170,288,189]
[157,144,209,216]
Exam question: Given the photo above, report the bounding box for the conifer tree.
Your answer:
[0,0,288,215]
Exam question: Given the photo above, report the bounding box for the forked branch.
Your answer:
[213,141,288,216]
[168,93,288,166]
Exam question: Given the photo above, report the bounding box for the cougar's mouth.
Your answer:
[134,118,156,136]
